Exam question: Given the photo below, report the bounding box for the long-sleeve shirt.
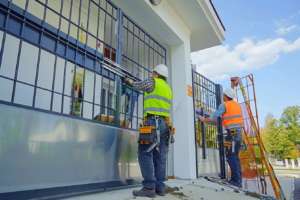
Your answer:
[132,77,155,93]
[210,103,243,131]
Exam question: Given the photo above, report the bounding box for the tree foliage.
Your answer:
[261,106,300,160]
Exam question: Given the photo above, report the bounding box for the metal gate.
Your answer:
[192,69,226,178]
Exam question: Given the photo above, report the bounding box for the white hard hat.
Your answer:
[153,64,168,78]
[224,88,236,99]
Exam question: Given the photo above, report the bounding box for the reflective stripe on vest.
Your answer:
[143,78,172,118]
[222,101,244,129]
[144,95,172,104]
[222,115,243,121]
[144,107,170,114]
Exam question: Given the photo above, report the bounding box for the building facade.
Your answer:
[0,0,225,198]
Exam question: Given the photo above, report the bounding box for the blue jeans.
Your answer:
[225,129,242,184]
[138,118,169,190]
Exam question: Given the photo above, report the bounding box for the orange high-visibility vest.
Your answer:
[222,101,244,129]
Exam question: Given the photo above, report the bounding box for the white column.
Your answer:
[285,159,289,169]
[298,159,300,168]
[171,41,197,180]
[291,159,295,169]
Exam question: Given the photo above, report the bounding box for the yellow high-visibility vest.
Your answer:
[143,78,172,118]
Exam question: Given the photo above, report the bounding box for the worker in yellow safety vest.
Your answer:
[125,64,172,198]
[200,88,243,188]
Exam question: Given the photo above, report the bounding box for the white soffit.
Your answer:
[166,0,226,52]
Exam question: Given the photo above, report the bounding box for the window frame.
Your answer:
[0,0,167,131]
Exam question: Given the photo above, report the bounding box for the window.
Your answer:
[0,1,166,131]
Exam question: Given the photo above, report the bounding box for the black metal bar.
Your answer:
[200,107,206,159]
[50,0,64,112]
[216,84,226,179]
[11,9,25,103]
[192,69,199,178]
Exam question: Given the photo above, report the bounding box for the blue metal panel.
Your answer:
[0,104,141,193]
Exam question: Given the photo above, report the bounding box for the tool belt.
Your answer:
[225,129,236,154]
[138,115,175,153]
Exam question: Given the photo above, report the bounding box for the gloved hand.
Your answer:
[125,77,133,85]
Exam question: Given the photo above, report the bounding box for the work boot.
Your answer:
[156,189,165,196]
[226,180,242,188]
[132,187,156,198]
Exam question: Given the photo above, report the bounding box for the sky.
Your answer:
[191,0,300,127]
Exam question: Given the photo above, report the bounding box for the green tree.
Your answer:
[263,106,300,160]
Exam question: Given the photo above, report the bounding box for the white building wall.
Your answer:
[143,0,196,180]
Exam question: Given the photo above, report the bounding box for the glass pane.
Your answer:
[87,34,96,51]
[72,99,82,116]
[133,63,138,78]
[74,66,84,99]
[79,30,86,45]
[48,0,61,13]
[64,61,75,96]
[69,24,78,41]
[89,2,98,36]
[138,91,143,118]
[60,18,69,36]
[38,50,55,91]
[128,32,133,60]
[100,0,106,9]
[109,80,116,124]
[27,0,45,23]
[113,7,117,19]
[12,0,26,11]
[122,27,127,56]
[93,105,100,121]
[63,95,72,114]
[145,45,149,69]
[134,25,139,36]
[0,34,20,79]
[139,67,144,81]
[94,74,102,105]
[14,83,34,106]
[112,19,117,49]
[71,0,79,24]
[149,48,153,71]
[62,0,71,19]
[0,77,13,102]
[45,9,60,32]
[54,57,65,93]
[98,9,105,41]
[83,102,93,119]
[97,40,103,54]
[84,69,94,102]
[122,56,126,68]
[106,2,112,15]
[139,41,144,67]
[123,16,127,28]
[127,59,133,72]
[104,14,112,46]
[17,41,39,85]
[154,51,157,67]
[52,93,62,113]
[128,20,133,33]
[140,31,144,41]
[101,77,109,121]
[80,0,89,30]
[134,36,138,63]
[35,89,51,110]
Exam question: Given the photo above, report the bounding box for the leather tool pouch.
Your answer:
[230,129,236,138]
[225,141,232,154]
[138,126,156,144]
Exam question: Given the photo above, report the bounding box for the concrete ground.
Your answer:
[62,178,265,200]
[60,170,299,200]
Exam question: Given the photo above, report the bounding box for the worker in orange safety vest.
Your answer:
[200,88,244,188]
